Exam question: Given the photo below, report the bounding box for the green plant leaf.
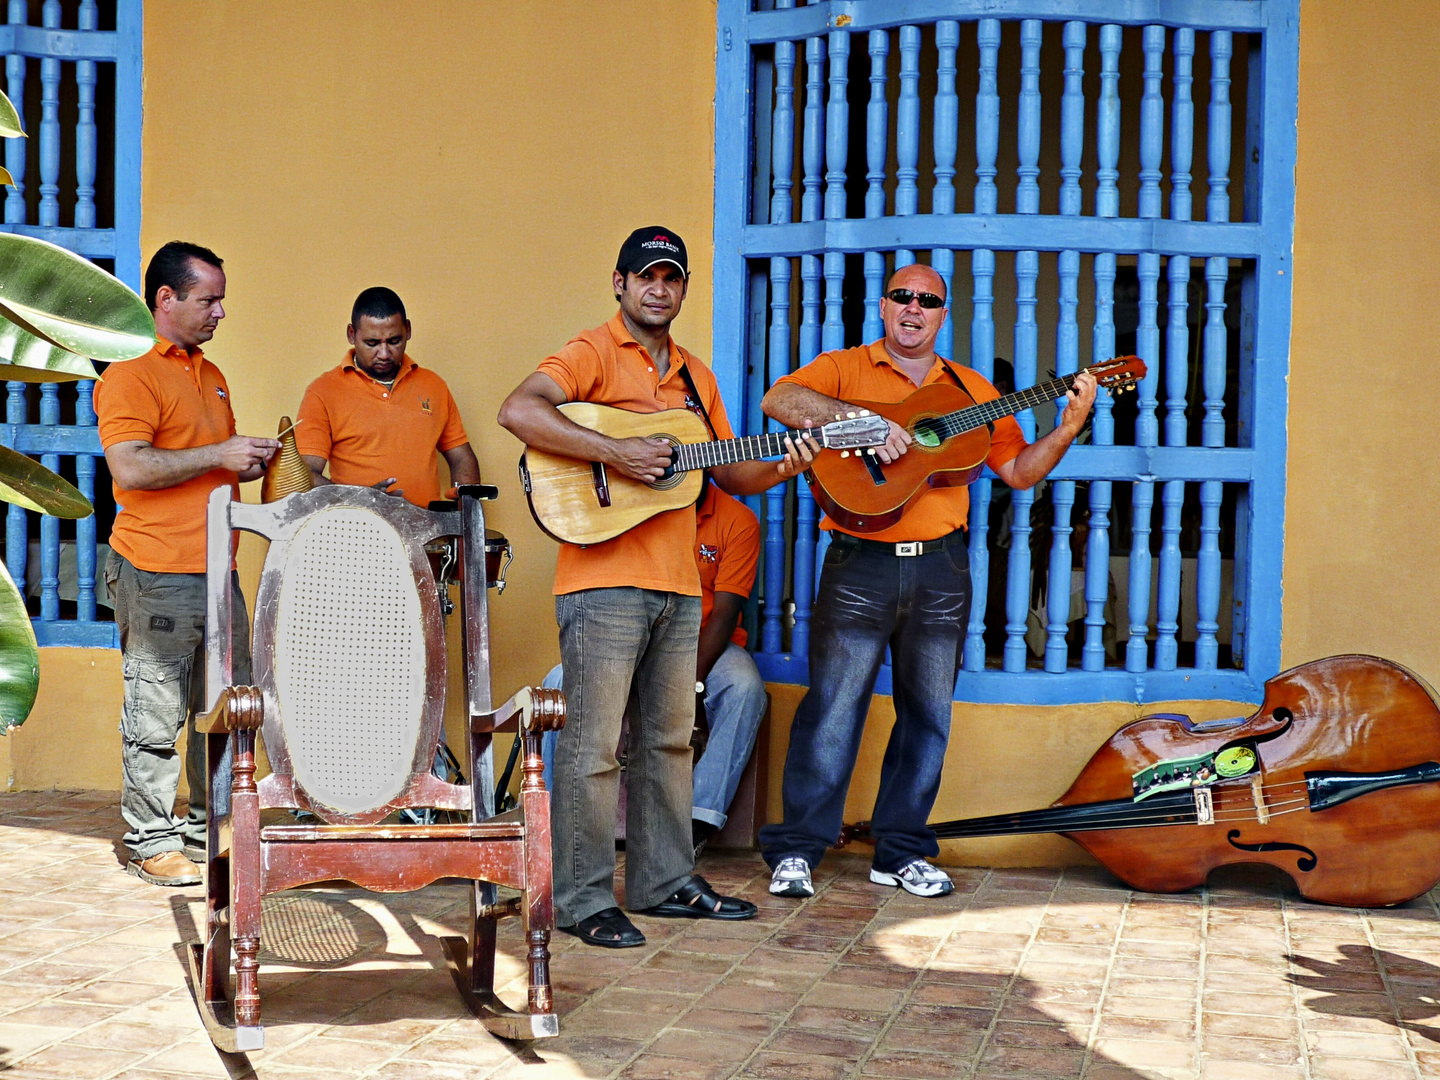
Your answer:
[0,443,93,518]
[0,234,153,361]
[0,88,23,140]
[0,557,38,733]
[0,315,100,382]
[0,166,13,186]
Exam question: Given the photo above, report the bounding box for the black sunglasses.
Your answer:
[884,288,946,309]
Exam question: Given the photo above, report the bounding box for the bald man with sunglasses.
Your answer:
[758,263,1097,902]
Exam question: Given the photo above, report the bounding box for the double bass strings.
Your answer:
[928,779,1314,838]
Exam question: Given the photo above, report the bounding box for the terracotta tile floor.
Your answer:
[3,790,1440,1079]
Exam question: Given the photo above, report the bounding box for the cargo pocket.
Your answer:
[120,654,192,749]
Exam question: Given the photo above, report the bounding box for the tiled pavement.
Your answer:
[3,791,1440,1080]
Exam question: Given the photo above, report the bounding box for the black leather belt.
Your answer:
[828,529,966,557]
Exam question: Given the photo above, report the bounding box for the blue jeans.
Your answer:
[759,534,971,874]
[542,639,767,830]
[551,587,701,925]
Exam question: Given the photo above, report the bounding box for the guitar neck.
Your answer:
[928,790,1200,840]
[674,427,824,472]
[934,372,1082,440]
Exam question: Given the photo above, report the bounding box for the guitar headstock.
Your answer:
[819,411,891,449]
[1083,355,1147,394]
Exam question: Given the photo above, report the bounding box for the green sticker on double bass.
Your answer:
[1215,745,1257,778]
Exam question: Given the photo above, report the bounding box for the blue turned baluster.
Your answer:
[932,20,959,360]
[1125,25,1165,674]
[3,0,24,223]
[894,24,920,269]
[1084,24,1122,673]
[75,383,97,621]
[38,0,60,228]
[1003,19,1042,674]
[1045,21,1087,674]
[761,19,797,656]
[1197,30,1234,669]
[38,384,59,621]
[963,17,1000,673]
[862,29,888,344]
[1156,28,1195,670]
[76,0,99,229]
[4,382,25,596]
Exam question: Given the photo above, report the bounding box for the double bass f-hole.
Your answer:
[1226,830,1319,873]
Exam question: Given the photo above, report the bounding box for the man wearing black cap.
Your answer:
[499,226,814,948]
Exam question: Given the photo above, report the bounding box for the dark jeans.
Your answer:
[759,534,970,874]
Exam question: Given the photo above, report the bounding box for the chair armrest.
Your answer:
[472,686,565,734]
[195,685,264,734]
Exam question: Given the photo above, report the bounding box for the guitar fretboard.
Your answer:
[674,427,825,472]
[925,372,1083,441]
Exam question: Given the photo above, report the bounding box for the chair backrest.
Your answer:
[206,485,468,824]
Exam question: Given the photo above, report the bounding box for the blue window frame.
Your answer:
[713,0,1299,705]
[0,0,143,648]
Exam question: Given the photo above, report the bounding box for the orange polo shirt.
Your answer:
[777,341,1028,543]
[95,336,240,573]
[295,351,469,509]
[537,312,735,597]
[695,483,760,648]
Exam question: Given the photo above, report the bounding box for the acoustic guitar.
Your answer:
[520,402,890,546]
[805,355,1146,533]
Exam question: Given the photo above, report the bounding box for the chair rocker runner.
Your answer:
[187,483,565,1051]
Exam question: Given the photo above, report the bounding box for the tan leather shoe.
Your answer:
[127,850,202,886]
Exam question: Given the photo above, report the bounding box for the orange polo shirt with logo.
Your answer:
[95,336,240,573]
[695,483,760,649]
[294,351,469,509]
[537,312,736,597]
[777,341,1028,543]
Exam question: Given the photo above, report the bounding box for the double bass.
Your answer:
[900,655,1440,907]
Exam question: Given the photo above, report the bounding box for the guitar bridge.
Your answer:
[591,461,611,507]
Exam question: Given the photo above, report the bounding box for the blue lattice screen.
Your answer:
[0,0,142,648]
[713,0,1298,704]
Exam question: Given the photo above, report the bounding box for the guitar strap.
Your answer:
[676,362,722,441]
[938,358,994,435]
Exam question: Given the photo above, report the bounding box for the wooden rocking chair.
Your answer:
[187,483,563,1051]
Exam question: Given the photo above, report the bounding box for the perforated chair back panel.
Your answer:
[273,506,427,815]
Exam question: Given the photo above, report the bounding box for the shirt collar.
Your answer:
[869,339,949,383]
[343,348,417,384]
[155,334,203,363]
[607,311,687,373]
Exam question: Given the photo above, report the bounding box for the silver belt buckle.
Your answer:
[895,541,920,557]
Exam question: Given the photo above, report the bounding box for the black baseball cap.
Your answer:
[616,226,688,277]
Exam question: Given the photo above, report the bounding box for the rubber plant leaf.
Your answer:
[0,87,23,140]
[0,166,13,187]
[0,556,38,733]
[0,443,93,518]
[0,315,100,382]
[0,234,153,361]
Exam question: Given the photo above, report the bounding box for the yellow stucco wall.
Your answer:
[6,1,1439,874]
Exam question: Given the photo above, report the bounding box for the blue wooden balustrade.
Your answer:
[0,0,143,648]
[713,0,1299,705]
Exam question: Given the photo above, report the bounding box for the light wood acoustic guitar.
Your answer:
[805,355,1147,534]
[520,402,891,545]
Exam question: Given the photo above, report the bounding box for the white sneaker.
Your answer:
[870,859,954,898]
[769,855,814,898]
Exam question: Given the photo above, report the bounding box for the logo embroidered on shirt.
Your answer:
[215,387,227,400]
[698,544,719,564]
[683,392,706,420]
[420,398,432,413]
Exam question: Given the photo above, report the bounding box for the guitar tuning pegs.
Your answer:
[840,450,850,458]
[846,411,856,419]
[859,410,869,415]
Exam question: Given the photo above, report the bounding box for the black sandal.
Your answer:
[557,906,646,948]
[639,875,757,920]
